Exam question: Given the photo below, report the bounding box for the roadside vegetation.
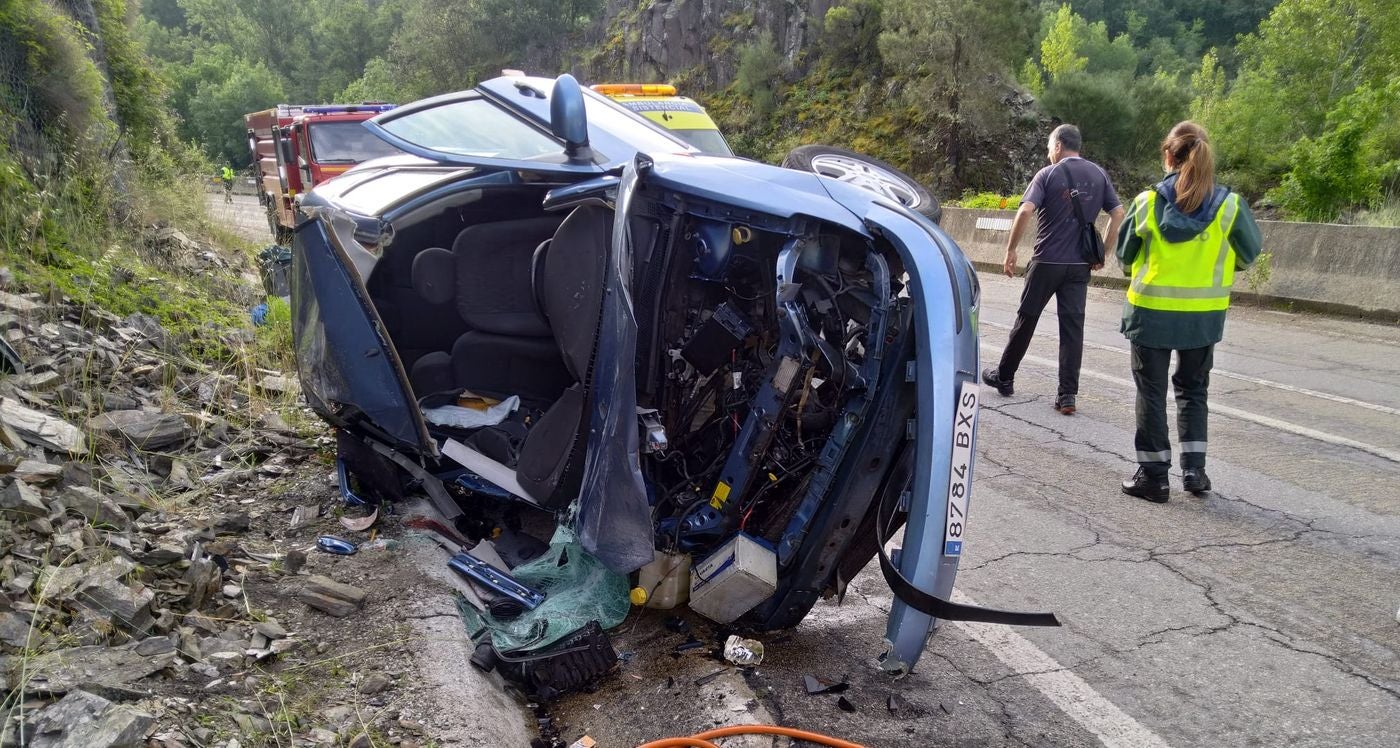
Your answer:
[0,0,295,387]
[133,0,1400,225]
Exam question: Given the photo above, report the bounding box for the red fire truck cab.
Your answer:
[245,103,399,243]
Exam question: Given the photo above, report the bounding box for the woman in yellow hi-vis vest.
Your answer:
[1115,121,1262,503]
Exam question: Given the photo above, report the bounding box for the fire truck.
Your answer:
[245,103,399,244]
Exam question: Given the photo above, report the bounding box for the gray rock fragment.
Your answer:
[87,410,189,450]
[0,479,47,519]
[24,645,176,695]
[29,689,155,748]
[14,459,63,486]
[253,620,287,640]
[298,575,367,618]
[358,672,391,695]
[59,486,130,529]
[120,313,169,352]
[0,397,85,453]
[133,637,176,657]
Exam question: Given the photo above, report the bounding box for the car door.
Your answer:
[292,213,434,456]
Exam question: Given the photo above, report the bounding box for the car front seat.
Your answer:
[512,205,612,508]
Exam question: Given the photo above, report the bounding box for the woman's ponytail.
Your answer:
[1162,121,1215,214]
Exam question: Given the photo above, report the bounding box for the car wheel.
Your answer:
[782,145,942,224]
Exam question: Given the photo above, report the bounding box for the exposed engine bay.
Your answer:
[610,183,917,630]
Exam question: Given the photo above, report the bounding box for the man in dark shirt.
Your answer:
[982,124,1125,414]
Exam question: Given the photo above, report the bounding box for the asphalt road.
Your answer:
[205,191,273,245]
[559,272,1400,747]
[212,190,1399,746]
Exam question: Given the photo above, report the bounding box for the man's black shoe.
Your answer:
[982,368,1013,397]
[1122,468,1170,503]
[1054,395,1076,415]
[1182,467,1211,495]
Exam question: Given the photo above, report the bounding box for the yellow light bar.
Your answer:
[591,83,678,96]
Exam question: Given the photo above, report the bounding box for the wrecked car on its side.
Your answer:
[291,74,1055,695]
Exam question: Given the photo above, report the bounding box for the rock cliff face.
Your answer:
[587,0,836,86]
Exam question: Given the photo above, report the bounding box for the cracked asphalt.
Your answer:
[558,273,1400,747]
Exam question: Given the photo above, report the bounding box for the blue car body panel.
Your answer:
[291,217,432,454]
[634,153,982,671]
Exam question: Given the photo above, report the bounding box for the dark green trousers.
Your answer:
[1130,344,1213,477]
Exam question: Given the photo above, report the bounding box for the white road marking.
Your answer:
[979,319,1400,417]
[982,345,1400,465]
[952,589,1172,748]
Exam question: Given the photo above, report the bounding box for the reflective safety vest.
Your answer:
[221,166,234,181]
[1126,190,1241,313]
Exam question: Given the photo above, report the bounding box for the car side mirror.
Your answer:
[550,74,592,162]
[277,128,295,165]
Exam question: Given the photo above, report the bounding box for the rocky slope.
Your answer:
[0,223,483,747]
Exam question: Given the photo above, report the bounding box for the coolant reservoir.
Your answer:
[637,549,691,609]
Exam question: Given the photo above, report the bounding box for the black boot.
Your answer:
[1182,467,1211,495]
[982,368,1014,397]
[1122,467,1170,503]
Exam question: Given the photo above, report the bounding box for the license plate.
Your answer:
[944,381,979,556]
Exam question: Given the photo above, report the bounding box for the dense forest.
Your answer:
[6,0,1400,225]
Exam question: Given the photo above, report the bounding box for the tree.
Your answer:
[823,0,884,72]
[1188,48,1226,123]
[188,59,286,167]
[878,0,1036,185]
[374,0,603,100]
[1202,0,1400,197]
[1268,80,1400,220]
[1038,71,1136,160]
[735,33,783,122]
[1040,4,1086,83]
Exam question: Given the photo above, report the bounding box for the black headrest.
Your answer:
[410,248,455,306]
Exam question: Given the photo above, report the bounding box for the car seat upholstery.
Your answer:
[373,247,467,382]
[405,217,568,405]
[513,205,612,507]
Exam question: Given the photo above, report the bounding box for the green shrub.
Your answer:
[1039,71,1136,160]
[736,32,783,122]
[951,192,1017,209]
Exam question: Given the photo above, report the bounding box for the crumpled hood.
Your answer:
[1154,173,1230,242]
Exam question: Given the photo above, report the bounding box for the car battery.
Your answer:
[689,533,777,624]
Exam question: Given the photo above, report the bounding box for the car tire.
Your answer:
[782,145,942,224]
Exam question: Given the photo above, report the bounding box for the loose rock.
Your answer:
[29,689,156,748]
[0,397,86,453]
[297,575,367,618]
[359,672,392,695]
[24,645,177,695]
[14,458,63,486]
[0,479,48,520]
[59,486,131,529]
[88,410,189,450]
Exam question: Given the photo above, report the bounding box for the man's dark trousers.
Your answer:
[1131,344,1212,477]
[995,261,1089,399]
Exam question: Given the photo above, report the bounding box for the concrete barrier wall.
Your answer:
[941,207,1400,319]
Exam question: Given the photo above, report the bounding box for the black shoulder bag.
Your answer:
[1058,161,1105,266]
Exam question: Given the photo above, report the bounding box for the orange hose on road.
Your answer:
[637,724,866,748]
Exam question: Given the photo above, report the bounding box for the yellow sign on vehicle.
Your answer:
[592,83,733,157]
